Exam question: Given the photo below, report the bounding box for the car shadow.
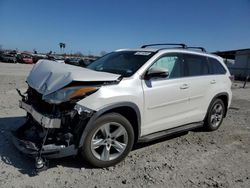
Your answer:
[0,116,36,176]
[0,116,203,176]
[133,132,188,150]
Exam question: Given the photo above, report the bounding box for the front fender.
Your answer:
[77,102,141,148]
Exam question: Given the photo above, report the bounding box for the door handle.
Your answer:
[180,84,189,89]
[210,80,216,84]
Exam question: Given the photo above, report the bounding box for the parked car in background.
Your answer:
[65,57,95,67]
[16,53,33,64]
[32,54,47,64]
[65,57,79,66]
[82,58,95,67]
[65,57,85,66]
[0,53,17,63]
[48,55,65,63]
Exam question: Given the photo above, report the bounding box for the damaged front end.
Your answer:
[12,60,121,170]
[13,87,93,170]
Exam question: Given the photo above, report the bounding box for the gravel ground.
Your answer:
[0,62,249,188]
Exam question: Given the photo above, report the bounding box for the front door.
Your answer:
[142,53,191,135]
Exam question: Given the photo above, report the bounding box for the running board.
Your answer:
[138,122,203,143]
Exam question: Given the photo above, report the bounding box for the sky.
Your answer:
[0,0,250,55]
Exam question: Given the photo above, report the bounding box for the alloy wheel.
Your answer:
[90,122,128,161]
[210,103,223,127]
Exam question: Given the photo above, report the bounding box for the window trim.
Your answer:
[141,52,226,80]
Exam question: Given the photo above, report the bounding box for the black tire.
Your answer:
[81,113,134,168]
[204,98,225,131]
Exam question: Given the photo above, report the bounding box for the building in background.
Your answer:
[214,48,250,80]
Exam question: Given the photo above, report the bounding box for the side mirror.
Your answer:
[145,67,169,79]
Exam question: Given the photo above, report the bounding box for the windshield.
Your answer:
[87,51,155,77]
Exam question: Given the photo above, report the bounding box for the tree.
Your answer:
[59,42,66,53]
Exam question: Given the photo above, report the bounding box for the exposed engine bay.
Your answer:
[14,87,94,170]
[12,60,121,171]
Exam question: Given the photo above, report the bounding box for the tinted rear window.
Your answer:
[184,54,209,76]
[208,57,226,74]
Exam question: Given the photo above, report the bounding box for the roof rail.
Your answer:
[187,47,206,52]
[141,43,187,49]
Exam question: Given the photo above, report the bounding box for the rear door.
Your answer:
[182,54,213,122]
[142,53,191,135]
[207,57,230,105]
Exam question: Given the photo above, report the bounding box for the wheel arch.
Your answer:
[78,102,141,148]
[208,92,229,118]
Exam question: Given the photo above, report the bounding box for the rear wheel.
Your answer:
[81,113,134,167]
[204,98,225,131]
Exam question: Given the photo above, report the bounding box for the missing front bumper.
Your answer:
[12,107,79,159]
[19,100,61,129]
[12,127,78,159]
[12,134,78,158]
[15,100,92,161]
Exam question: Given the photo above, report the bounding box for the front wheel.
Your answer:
[80,113,134,168]
[204,98,225,131]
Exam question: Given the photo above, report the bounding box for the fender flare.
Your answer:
[78,102,141,148]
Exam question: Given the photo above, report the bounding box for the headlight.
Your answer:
[43,86,98,104]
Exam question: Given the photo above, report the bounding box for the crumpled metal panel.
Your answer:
[19,100,61,128]
[27,60,120,96]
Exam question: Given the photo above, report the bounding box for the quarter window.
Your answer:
[208,57,226,74]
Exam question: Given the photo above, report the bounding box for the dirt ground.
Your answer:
[0,62,249,188]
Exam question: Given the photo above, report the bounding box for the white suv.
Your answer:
[14,44,232,169]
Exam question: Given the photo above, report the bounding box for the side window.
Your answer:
[184,54,209,76]
[150,54,183,79]
[208,57,226,74]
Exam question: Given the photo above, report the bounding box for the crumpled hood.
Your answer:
[27,60,121,95]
